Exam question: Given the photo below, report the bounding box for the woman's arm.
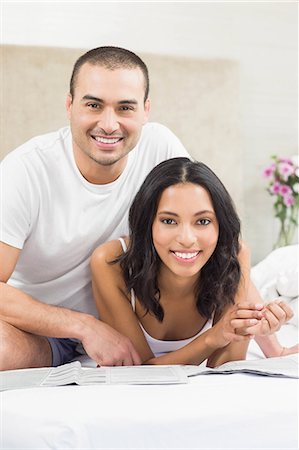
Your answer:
[206,240,254,367]
[208,241,298,364]
[208,242,298,365]
[91,240,155,362]
[91,240,263,367]
[255,334,299,357]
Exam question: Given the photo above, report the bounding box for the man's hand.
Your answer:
[81,317,142,366]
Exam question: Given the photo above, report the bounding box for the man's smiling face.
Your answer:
[66,63,150,178]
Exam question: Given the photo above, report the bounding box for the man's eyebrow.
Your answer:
[82,95,103,102]
[81,95,138,105]
[118,99,138,105]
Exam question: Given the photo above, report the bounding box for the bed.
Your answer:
[1,245,298,449]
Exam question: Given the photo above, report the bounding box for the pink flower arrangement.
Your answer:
[263,155,299,247]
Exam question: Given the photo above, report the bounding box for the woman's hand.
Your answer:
[212,298,295,349]
[213,303,265,347]
[245,300,294,336]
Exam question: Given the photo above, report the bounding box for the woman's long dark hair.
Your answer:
[116,157,241,322]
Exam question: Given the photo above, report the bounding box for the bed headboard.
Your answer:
[1,44,242,214]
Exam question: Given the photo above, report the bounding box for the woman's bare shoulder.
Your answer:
[91,238,128,267]
[91,238,130,297]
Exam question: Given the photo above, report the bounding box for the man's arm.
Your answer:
[0,241,141,367]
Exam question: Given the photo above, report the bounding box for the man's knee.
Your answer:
[0,320,52,370]
[0,321,18,369]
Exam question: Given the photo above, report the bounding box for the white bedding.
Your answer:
[1,245,299,449]
[2,367,298,449]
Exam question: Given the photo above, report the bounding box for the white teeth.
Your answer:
[174,251,199,259]
[94,137,121,144]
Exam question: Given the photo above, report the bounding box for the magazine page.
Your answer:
[183,354,299,379]
[0,362,189,391]
[2,354,296,392]
[105,365,189,384]
[0,362,82,391]
[42,361,107,386]
[0,365,53,391]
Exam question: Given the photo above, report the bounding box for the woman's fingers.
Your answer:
[222,299,295,342]
[267,301,294,322]
[262,308,280,332]
[266,302,287,321]
[259,301,294,334]
[232,300,295,336]
[230,318,259,330]
[235,302,264,311]
[234,308,264,320]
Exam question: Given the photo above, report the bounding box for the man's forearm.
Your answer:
[0,281,95,340]
[0,282,141,366]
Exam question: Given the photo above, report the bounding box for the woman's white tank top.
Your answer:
[118,237,213,357]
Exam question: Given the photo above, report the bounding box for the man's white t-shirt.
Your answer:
[1,122,189,317]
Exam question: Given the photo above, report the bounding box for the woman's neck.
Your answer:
[158,265,198,299]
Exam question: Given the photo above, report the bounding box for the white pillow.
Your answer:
[276,270,298,298]
[251,244,298,296]
[251,245,298,328]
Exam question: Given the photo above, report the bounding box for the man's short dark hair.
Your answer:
[70,46,149,102]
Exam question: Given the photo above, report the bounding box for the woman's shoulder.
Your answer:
[91,239,130,296]
[91,237,129,267]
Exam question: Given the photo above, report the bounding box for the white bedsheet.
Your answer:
[1,245,299,449]
[2,370,298,449]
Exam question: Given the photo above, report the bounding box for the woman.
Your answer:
[91,158,296,367]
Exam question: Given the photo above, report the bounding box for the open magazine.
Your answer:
[0,354,297,391]
[0,363,189,391]
[183,353,298,378]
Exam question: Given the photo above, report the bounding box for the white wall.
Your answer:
[2,1,298,263]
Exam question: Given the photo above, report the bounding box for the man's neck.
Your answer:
[73,149,128,185]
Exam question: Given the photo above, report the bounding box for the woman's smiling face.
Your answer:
[152,182,219,280]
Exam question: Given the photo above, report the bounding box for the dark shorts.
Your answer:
[47,337,85,367]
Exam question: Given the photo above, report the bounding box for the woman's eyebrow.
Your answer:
[157,211,179,216]
[194,210,216,216]
[157,210,215,216]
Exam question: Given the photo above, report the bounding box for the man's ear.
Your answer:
[66,94,73,119]
[143,97,151,124]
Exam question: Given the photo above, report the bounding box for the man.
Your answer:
[0,46,189,370]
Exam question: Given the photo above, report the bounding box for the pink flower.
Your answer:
[269,181,281,194]
[283,194,295,206]
[278,162,294,181]
[263,164,275,178]
[279,184,292,196]
[278,157,293,164]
